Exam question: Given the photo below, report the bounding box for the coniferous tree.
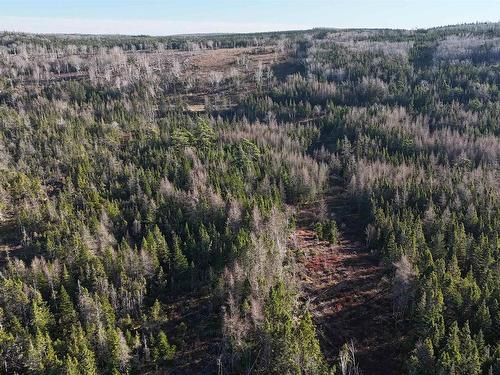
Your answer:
[152,331,176,365]
[58,286,78,334]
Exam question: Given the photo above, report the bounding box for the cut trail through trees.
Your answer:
[296,185,408,375]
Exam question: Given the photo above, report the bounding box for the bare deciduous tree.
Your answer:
[392,255,416,319]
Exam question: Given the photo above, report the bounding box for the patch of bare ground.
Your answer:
[143,291,220,375]
[180,46,281,77]
[296,185,409,375]
[171,46,287,113]
[0,212,29,265]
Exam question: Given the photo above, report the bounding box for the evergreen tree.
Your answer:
[150,299,163,323]
[68,325,98,375]
[474,300,491,336]
[153,225,170,267]
[324,219,339,245]
[62,355,79,375]
[297,311,328,374]
[31,295,54,333]
[315,222,324,241]
[459,322,481,375]
[152,330,176,365]
[386,232,400,261]
[437,321,461,374]
[58,286,78,334]
[171,233,189,283]
[106,327,131,374]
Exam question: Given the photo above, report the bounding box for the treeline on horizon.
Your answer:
[1,21,498,53]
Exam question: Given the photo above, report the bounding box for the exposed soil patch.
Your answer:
[296,186,408,374]
[143,291,220,375]
[0,213,27,265]
[180,46,282,78]
[164,292,220,374]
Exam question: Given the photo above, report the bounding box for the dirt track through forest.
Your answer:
[297,185,407,375]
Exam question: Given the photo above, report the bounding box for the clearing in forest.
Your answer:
[296,185,409,375]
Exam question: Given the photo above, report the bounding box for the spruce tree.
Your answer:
[459,322,481,375]
[152,330,176,364]
[62,355,79,375]
[171,233,189,283]
[58,286,78,334]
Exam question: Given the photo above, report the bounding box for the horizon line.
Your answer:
[1,16,499,38]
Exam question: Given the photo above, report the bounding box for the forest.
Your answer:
[0,22,498,374]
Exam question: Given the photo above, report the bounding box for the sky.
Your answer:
[0,0,499,35]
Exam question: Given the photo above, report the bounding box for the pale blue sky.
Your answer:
[0,0,498,35]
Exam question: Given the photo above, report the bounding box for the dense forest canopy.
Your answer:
[0,22,498,374]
